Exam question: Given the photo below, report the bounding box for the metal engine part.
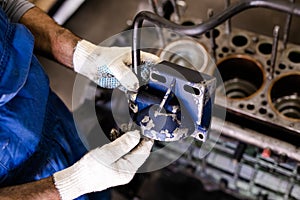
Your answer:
[114,0,300,199]
[151,24,300,200]
[129,61,216,142]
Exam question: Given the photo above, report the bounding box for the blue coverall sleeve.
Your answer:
[1,0,34,22]
[0,7,34,106]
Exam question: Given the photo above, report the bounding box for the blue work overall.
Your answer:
[0,7,109,200]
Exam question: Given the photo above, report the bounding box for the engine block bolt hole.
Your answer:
[232,35,248,47]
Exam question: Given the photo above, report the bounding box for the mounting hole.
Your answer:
[247,104,255,110]
[261,100,267,106]
[279,63,286,70]
[219,53,224,58]
[232,35,248,47]
[222,47,229,53]
[270,74,300,120]
[258,43,272,55]
[151,73,166,83]
[268,113,274,118]
[198,133,204,140]
[259,108,267,115]
[288,51,300,63]
[184,85,200,95]
[239,104,244,109]
[266,60,271,66]
[216,56,264,99]
[205,29,220,38]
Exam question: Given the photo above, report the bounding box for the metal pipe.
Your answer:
[149,0,159,14]
[283,0,295,49]
[208,9,217,62]
[270,25,280,79]
[170,0,181,22]
[148,0,166,51]
[211,117,300,162]
[225,0,232,34]
[132,0,300,71]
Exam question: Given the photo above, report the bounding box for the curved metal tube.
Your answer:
[132,0,300,72]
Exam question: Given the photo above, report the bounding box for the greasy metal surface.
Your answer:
[42,1,300,199]
[132,0,300,71]
[129,61,216,142]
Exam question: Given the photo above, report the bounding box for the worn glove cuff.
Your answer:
[73,39,98,73]
[53,162,98,200]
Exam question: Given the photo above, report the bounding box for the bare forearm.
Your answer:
[19,6,81,68]
[0,176,60,200]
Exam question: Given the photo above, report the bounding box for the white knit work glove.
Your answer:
[53,130,153,200]
[73,40,160,91]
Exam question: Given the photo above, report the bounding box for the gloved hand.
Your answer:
[53,130,153,200]
[73,40,160,91]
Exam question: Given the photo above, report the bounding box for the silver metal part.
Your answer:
[208,9,217,62]
[158,38,209,72]
[224,0,231,35]
[131,61,216,142]
[156,12,300,198]
[283,0,295,49]
[155,78,176,116]
[270,25,280,80]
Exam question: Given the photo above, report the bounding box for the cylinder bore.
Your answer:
[216,55,264,99]
[269,73,300,120]
[159,39,208,71]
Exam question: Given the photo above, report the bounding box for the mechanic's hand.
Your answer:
[53,130,153,200]
[73,40,160,91]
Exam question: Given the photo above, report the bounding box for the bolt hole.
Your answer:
[261,101,267,106]
[198,133,204,140]
[184,85,200,95]
[258,43,272,55]
[279,63,286,70]
[222,47,229,53]
[259,108,267,115]
[151,73,166,83]
[247,104,255,110]
[232,35,248,47]
[288,51,300,63]
[205,29,220,38]
[239,104,244,109]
